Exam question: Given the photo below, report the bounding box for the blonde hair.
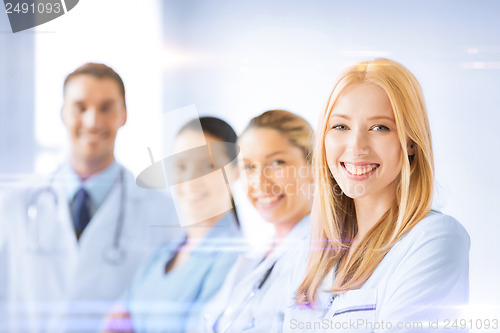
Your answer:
[297,58,434,305]
[241,110,314,163]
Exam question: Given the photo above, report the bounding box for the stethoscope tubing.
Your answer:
[212,261,277,333]
[25,165,127,265]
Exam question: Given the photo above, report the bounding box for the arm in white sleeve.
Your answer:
[376,216,470,332]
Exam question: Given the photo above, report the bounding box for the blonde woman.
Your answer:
[200,110,314,332]
[284,59,470,332]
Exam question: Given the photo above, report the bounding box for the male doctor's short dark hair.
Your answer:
[63,63,126,107]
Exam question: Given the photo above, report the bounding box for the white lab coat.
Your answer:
[0,164,180,333]
[199,215,311,333]
[282,211,470,333]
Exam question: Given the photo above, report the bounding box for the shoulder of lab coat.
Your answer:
[121,166,173,214]
[282,211,470,333]
[370,211,470,331]
[199,215,312,332]
[120,165,183,243]
[0,174,43,251]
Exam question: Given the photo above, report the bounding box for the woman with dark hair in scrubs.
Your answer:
[103,117,243,333]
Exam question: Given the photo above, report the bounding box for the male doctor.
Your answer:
[0,63,179,332]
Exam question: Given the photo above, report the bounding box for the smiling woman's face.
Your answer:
[325,83,404,204]
[238,128,313,230]
[172,130,236,225]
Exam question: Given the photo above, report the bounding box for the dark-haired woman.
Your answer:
[103,117,243,333]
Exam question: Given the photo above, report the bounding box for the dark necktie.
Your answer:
[72,188,91,239]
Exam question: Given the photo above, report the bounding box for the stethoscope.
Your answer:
[25,166,127,265]
[211,260,277,333]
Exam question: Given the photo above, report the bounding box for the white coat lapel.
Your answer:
[48,167,79,254]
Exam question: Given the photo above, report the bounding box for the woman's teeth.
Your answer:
[344,163,379,175]
[257,196,281,204]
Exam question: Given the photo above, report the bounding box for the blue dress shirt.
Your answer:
[61,161,121,216]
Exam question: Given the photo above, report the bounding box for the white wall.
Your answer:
[33,0,165,177]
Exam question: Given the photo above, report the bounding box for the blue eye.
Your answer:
[244,164,254,171]
[371,125,390,131]
[332,124,348,130]
[271,160,285,167]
